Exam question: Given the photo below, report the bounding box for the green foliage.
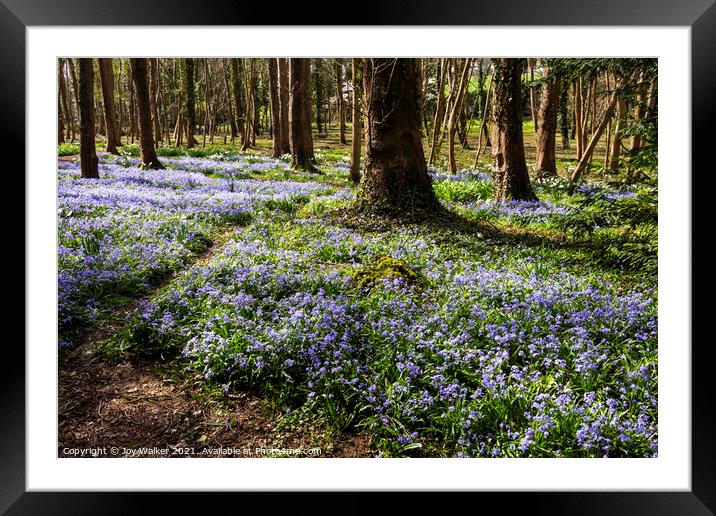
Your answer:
[556,188,657,275]
[58,143,80,156]
[433,178,492,203]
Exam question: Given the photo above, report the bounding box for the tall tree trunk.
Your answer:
[336,60,347,145]
[356,58,437,213]
[230,58,247,148]
[447,58,472,174]
[313,59,323,136]
[267,58,282,158]
[57,61,66,144]
[349,58,362,184]
[558,79,570,150]
[277,58,291,155]
[289,58,317,172]
[149,58,162,146]
[202,58,210,148]
[535,76,561,176]
[473,68,493,169]
[78,58,99,179]
[491,58,536,202]
[428,58,448,165]
[574,79,583,160]
[528,58,538,132]
[630,71,648,153]
[568,85,620,192]
[98,58,121,154]
[130,58,164,169]
[223,59,238,141]
[608,97,626,170]
[183,58,197,148]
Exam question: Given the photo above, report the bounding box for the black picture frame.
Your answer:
[6,1,713,513]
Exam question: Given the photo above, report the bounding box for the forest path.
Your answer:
[58,225,372,458]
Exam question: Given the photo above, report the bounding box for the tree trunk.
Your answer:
[336,60,347,145]
[574,78,583,160]
[277,58,291,155]
[630,71,648,153]
[130,58,164,169]
[535,76,560,176]
[608,97,626,170]
[149,58,162,146]
[473,68,493,169]
[313,60,323,136]
[223,59,238,141]
[568,85,620,191]
[528,58,538,132]
[78,58,99,179]
[230,58,247,148]
[98,58,121,154]
[349,58,362,184]
[447,58,472,174]
[355,58,437,213]
[57,61,66,144]
[490,58,536,202]
[267,58,282,157]
[558,79,570,150]
[183,58,197,148]
[428,58,448,165]
[289,58,318,172]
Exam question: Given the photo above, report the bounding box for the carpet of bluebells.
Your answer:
[60,154,657,457]
[57,153,334,345]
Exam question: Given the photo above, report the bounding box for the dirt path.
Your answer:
[58,227,373,458]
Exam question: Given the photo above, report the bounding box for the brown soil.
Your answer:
[58,228,374,459]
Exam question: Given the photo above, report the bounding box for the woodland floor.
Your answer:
[58,228,373,458]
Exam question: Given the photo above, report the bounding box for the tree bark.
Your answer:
[568,85,620,191]
[608,97,626,170]
[98,58,121,154]
[130,58,164,169]
[355,58,437,213]
[447,58,472,174]
[336,60,347,145]
[277,58,291,156]
[428,58,448,165]
[57,60,66,144]
[149,58,162,146]
[490,58,536,202]
[183,58,197,148]
[349,58,362,184]
[78,58,99,179]
[230,58,247,148]
[535,76,561,176]
[289,58,318,172]
[558,79,570,150]
[267,58,282,157]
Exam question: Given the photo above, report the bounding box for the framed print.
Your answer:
[6,0,714,513]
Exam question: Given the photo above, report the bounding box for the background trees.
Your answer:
[65,57,657,204]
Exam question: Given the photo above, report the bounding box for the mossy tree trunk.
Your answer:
[490,58,537,202]
[355,58,437,213]
[78,58,99,179]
